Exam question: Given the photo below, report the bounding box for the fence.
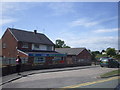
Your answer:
[1,57,28,67]
[1,57,32,76]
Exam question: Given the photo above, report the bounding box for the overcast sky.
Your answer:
[0,1,119,51]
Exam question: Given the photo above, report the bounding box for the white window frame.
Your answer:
[34,44,40,49]
[40,45,47,50]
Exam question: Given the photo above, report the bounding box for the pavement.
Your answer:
[1,65,99,86]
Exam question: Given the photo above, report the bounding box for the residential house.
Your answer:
[1,28,66,66]
[116,50,120,55]
[55,48,92,65]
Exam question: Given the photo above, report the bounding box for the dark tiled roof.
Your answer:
[55,48,86,55]
[8,28,54,45]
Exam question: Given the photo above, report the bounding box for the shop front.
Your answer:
[28,53,66,66]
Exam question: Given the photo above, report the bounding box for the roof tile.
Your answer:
[8,28,54,45]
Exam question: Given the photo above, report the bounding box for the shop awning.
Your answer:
[18,49,66,57]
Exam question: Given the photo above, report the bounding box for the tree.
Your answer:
[101,50,105,52]
[106,48,116,57]
[114,54,120,61]
[91,51,102,63]
[91,52,97,62]
[55,39,70,48]
[93,51,101,55]
[101,50,105,54]
[55,39,64,48]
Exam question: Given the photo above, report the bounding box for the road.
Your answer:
[2,66,119,88]
[63,76,119,89]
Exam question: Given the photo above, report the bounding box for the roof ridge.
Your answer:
[6,28,54,45]
[8,28,44,35]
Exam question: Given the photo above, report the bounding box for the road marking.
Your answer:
[63,76,120,88]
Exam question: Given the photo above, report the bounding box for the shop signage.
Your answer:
[28,53,66,57]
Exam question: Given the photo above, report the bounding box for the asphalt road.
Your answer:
[2,66,119,88]
[63,76,119,89]
[81,77,119,88]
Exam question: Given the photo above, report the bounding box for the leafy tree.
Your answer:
[93,51,101,55]
[114,54,120,61]
[102,50,105,52]
[63,44,71,48]
[91,52,97,62]
[101,50,105,54]
[55,39,64,48]
[55,39,70,48]
[106,48,116,57]
[91,51,102,62]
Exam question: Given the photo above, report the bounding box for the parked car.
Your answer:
[99,57,110,61]
[100,58,119,68]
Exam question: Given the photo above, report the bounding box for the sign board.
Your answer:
[28,53,66,57]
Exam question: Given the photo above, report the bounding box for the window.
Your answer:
[22,43,28,48]
[34,44,39,49]
[2,43,6,48]
[34,57,45,64]
[47,46,52,51]
[40,45,47,50]
[32,44,48,50]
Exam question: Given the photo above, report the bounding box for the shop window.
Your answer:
[52,57,62,64]
[34,57,45,64]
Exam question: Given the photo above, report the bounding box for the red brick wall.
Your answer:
[77,49,92,60]
[2,29,18,58]
[2,29,28,58]
[17,41,32,50]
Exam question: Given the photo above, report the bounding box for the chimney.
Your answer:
[34,30,37,34]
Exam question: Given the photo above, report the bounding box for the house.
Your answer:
[55,48,92,65]
[116,50,120,55]
[1,28,66,66]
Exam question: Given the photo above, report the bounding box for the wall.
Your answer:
[18,41,32,51]
[0,39,2,56]
[65,56,74,64]
[2,29,18,58]
[77,49,92,62]
[32,44,54,51]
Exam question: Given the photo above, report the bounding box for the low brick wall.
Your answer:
[2,63,92,76]
[2,64,32,76]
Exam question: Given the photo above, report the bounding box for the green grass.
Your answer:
[100,69,120,78]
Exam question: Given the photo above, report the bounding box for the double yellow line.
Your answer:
[63,76,120,88]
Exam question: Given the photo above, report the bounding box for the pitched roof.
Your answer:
[8,28,54,45]
[55,48,86,55]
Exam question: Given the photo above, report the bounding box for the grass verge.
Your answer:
[100,69,120,78]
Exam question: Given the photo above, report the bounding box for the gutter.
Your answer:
[17,49,28,56]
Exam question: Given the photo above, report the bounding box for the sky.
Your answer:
[0,1,119,51]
